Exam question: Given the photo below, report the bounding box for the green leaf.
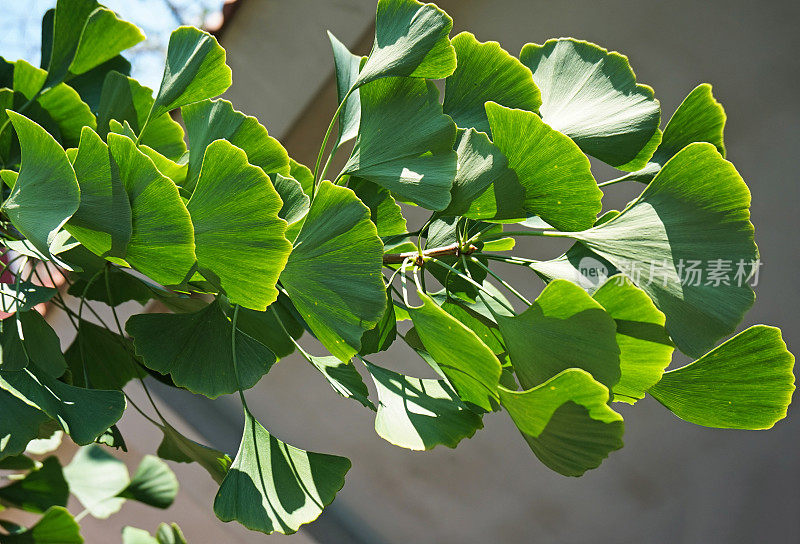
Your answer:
[355,0,455,87]
[0,388,50,461]
[1,316,32,372]
[64,320,144,391]
[365,361,483,450]
[117,455,178,510]
[306,355,374,409]
[107,133,196,285]
[485,102,602,230]
[15,311,68,377]
[127,301,275,398]
[348,177,407,237]
[408,292,502,411]
[495,280,620,390]
[274,174,310,228]
[13,60,97,147]
[430,291,506,355]
[67,55,131,112]
[65,127,132,258]
[289,159,314,195]
[63,445,128,519]
[156,422,231,485]
[234,297,303,360]
[0,506,83,543]
[592,277,674,403]
[649,326,795,429]
[443,32,540,134]
[1,111,80,257]
[123,524,187,544]
[0,457,68,514]
[122,527,159,544]
[528,239,619,294]
[0,364,125,446]
[499,369,624,476]
[280,181,386,361]
[0,283,57,314]
[45,0,143,85]
[570,143,758,356]
[341,77,456,210]
[67,7,144,76]
[439,128,523,219]
[151,26,232,119]
[67,267,152,307]
[519,38,661,169]
[621,84,726,183]
[97,71,187,160]
[186,140,292,310]
[360,290,397,356]
[182,98,289,193]
[328,31,363,146]
[0,455,37,471]
[26,428,63,456]
[213,411,350,535]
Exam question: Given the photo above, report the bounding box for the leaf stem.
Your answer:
[426,256,516,315]
[312,86,355,196]
[598,174,633,188]
[382,242,478,265]
[477,229,570,243]
[468,256,531,306]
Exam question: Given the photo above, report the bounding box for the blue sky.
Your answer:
[0,0,225,89]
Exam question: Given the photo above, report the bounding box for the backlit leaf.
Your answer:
[117,455,178,510]
[0,456,68,513]
[63,445,128,519]
[0,506,82,543]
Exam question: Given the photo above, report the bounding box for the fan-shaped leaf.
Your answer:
[0,388,50,461]
[64,321,144,391]
[280,181,385,361]
[348,177,407,237]
[63,445,128,519]
[151,26,231,119]
[341,77,457,210]
[444,32,540,134]
[485,102,601,230]
[328,31,363,146]
[0,506,82,543]
[182,98,289,193]
[570,143,758,356]
[107,133,195,285]
[156,422,231,485]
[365,361,482,450]
[649,326,795,429]
[0,283,57,315]
[213,411,350,535]
[307,355,374,409]
[0,456,68,513]
[620,84,726,183]
[186,140,291,310]
[408,292,502,411]
[1,112,79,257]
[495,280,620,390]
[355,0,455,87]
[127,301,275,398]
[592,277,674,403]
[65,127,131,258]
[519,38,660,169]
[118,455,178,510]
[499,368,624,476]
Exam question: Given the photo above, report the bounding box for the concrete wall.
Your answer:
[156,1,800,542]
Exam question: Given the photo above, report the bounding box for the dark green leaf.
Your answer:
[348,177,407,237]
[0,283,57,315]
[0,506,83,543]
[117,455,178,510]
[0,388,50,461]
[0,457,68,514]
[328,31,363,146]
[306,355,374,409]
[156,422,231,485]
[64,320,144,391]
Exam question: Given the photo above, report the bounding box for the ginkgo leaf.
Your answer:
[443,32,540,134]
[519,38,660,169]
[570,143,758,356]
[495,280,620,390]
[187,140,292,311]
[106,133,195,285]
[328,31,363,146]
[306,355,374,409]
[63,445,128,519]
[499,368,624,476]
[151,26,231,119]
[127,301,275,398]
[67,55,131,112]
[348,177,407,237]
[2,112,79,258]
[485,102,602,230]
[0,388,50,461]
[274,173,310,228]
[0,506,83,543]
[618,84,727,183]
[214,410,350,535]
[97,71,187,160]
[0,456,68,513]
[156,422,231,485]
[359,290,397,356]
[117,455,178,510]
[13,60,96,147]
[280,181,386,361]
[65,126,132,258]
[592,276,674,403]
[649,326,795,429]
[355,0,456,87]
[234,297,303,360]
[0,283,57,315]
[122,523,187,544]
[182,98,289,193]
[341,77,457,210]
[528,240,619,294]
[439,128,524,219]
[408,291,502,411]
[15,310,68,378]
[365,361,483,450]
[45,0,143,85]
[64,321,144,391]
[0,363,126,446]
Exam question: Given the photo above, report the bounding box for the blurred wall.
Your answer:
[162,1,800,543]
